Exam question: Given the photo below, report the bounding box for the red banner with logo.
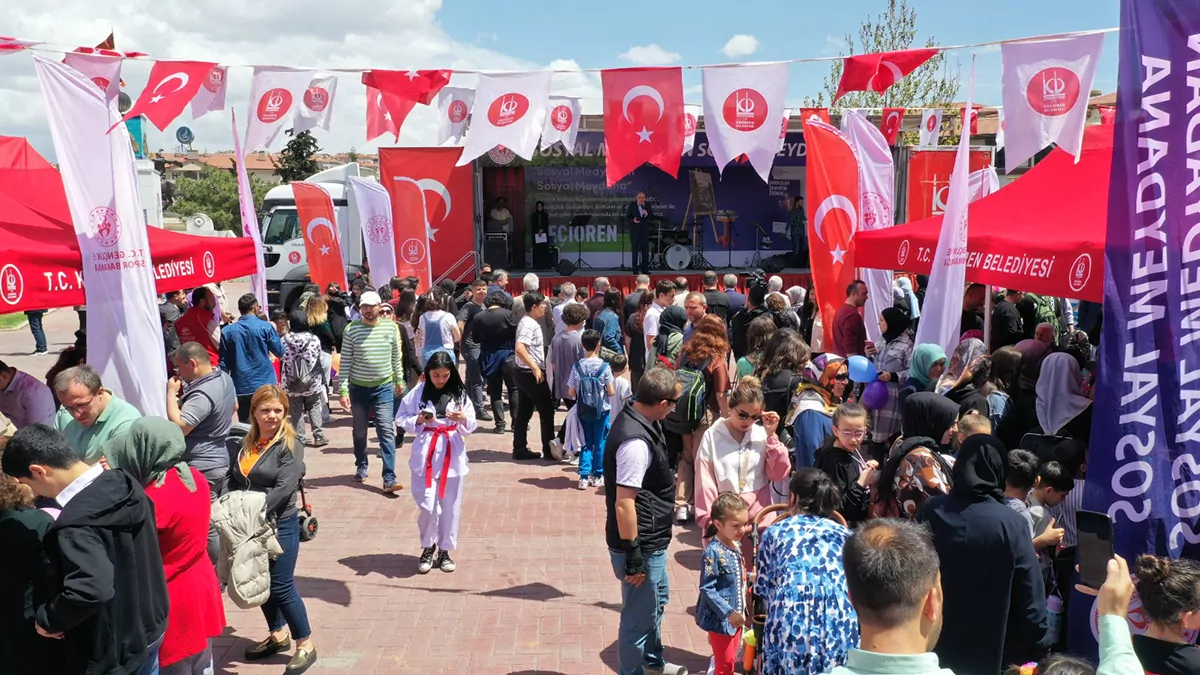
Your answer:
[906,149,994,222]
[292,182,348,291]
[378,147,476,285]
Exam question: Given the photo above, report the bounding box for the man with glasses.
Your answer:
[52,364,141,465]
[605,367,687,675]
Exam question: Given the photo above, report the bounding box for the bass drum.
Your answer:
[665,244,691,271]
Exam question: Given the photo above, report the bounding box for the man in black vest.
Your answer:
[604,367,686,675]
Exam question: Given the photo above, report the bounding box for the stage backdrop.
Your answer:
[517,130,808,268]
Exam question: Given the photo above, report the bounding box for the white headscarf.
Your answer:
[1035,352,1092,435]
[787,285,806,308]
[895,277,920,320]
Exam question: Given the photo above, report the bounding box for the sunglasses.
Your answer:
[734,410,763,422]
[380,308,394,315]
[833,373,849,382]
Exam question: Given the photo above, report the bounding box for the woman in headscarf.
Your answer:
[786,285,806,311]
[898,343,947,410]
[651,305,687,367]
[104,418,225,675]
[936,337,987,395]
[790,354,848,469]
[869,307,913,456]
[1035,352,1094,444]
[870,393,958,519]
[919,434,1048,675]
[894,277,921,322]
[530,201,550,267]
[891,283,910,318]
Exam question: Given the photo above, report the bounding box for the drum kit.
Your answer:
[648,213,726,271]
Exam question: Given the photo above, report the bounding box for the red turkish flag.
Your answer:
[1097,105,1115,125]
[293,182,348,291]
[115,60,215,131]
[879,107,905,145]
[361,70,451,139]
[799,108,831,128]
[805,119,860,349]
[601,67,685,186]
[834,48,938,102]
[366,85,399,142]
[960,104,983,135]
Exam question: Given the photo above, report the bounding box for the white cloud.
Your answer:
[719,34,759,58]
[0,0,590,161]
[822,34,849,55]
[617,44,681,66]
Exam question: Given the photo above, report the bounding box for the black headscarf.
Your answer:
[654,305,687,356]
[881,306,911,343]
[951,434,1007,502]
[902,392,959,441]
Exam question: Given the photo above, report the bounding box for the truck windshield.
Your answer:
[262,210,300,245]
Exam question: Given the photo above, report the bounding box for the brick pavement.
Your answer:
[0,304,714,675]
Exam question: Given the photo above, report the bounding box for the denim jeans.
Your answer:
[262,512,312,640]
[350,383,396,482]
[25,310,46,352]
[578,412,608,478]
[134,634,163,675]
[608,547,669,675]
[199,467,229,569]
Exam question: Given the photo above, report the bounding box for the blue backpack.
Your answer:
[573,361,610,421]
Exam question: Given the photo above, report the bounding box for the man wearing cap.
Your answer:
[339,291,405,493]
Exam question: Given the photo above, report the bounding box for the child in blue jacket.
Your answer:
[696,493,751,675]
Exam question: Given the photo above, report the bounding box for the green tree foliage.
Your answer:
[171,165,269,232]
[273,130,321,182]
[806,0,961,112]
[347,147,359,163]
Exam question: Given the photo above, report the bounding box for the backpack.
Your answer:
[281,334,320,394]
[573,360,610,421]
[1031,294,1062,345]
[666,356,712,432]
[652,332,683,370]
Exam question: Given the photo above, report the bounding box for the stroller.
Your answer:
[226,423,319,542]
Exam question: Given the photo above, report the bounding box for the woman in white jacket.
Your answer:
[396,351,477,575]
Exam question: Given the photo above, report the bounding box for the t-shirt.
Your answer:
[832,303,867,357]
[567,356,615,413]
[472,308,517,347]
[173,306,220,367]
[54,391,142,465]
[1005,496,1035,537]
[548,330,586,399]
[1133,635,1200,675]
[615,438,652,488]
[457,301,485,348]
[642,303,665,361]
[1029,496,1051,538]
[178,369,236,472]
[419,310,458,354]
[553,299,581,336]
[611,375,633,420]
[516,315,546,370]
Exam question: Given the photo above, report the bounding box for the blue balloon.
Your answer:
[848,355,878,383]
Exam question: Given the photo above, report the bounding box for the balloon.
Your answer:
[861,380,889,410]
[848,355,878,383]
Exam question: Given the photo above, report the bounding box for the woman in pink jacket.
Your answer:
[695,376,792,555]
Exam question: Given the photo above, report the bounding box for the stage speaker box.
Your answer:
[557,259,578,276]
[483,234,509,268]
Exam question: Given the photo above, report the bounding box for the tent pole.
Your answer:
[984,285,993,352]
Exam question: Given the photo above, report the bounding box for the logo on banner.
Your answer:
[550,104,574,132]
[1027,68,1080,117]
[366,214,392,244]
[88,207,122,248]
[487,93,529,127]
[203,251,215,278]
[925,114,938,132]
[488,145,516,165]
[303,86,330,112]
[1070,253,1092,292]
[862,193,892,231]
[447,99,469,123]
[684,112,697,137]
[958,210,969,243]
[288,250,302,264]
[779,115,788,139]
[722,88,768,132]
[0,264,23,305]
[203,67,224,93]
[257,88,294,123]
[932,178,950,215]
[885,111,901,136]
[91,77,111,92]
[897,240,911,266]
[400,238,427,264]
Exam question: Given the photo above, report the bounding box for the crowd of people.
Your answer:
[0,263,1185,675]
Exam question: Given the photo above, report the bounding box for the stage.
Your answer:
[501,267,813,297]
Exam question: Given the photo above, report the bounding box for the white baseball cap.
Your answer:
[358,291,383,307]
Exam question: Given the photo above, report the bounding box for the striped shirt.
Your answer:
[339,319,403,396]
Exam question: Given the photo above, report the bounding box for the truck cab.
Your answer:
[259,163,368,311]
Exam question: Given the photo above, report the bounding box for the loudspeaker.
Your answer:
[557,259,578,276]
[483,236,509,267]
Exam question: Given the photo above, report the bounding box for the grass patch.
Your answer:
[0,313,27,330]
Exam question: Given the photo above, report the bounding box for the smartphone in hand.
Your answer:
[1077,510,1115,590]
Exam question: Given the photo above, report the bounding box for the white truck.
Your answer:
[259,163,368,310]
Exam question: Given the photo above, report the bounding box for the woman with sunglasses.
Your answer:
[813,402,877,526]
[694,377,791,561]
[791,355,849,470]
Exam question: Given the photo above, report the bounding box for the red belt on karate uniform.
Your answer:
[424,425,456,499]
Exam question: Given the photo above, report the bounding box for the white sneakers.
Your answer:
[675,505,690,523]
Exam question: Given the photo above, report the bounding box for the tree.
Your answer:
[171,165,270,232]
[273,130,321,182]
[347,147,359,163]
[805,0,960,113]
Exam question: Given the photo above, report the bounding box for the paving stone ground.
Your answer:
[0,300,714,675]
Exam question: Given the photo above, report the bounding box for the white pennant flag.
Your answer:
[776,107,792,153]
[843,109,896,347]
[436,87,474,146]
[541,96,582,154]
[701,62,789,183]
[192,65,228,119]
[682,104,701,155]
[915,59,977,356]
[33,54,167,417]
[348,177,397,285]
[244,67,313,151]
[458,71,552,166]
[293,74,338,134]
[62,53,121,103]
[919,108,942,147]
[233,110,268,310]
[995,107,1006,150]
[1001,34,1102,174]
[968,166,1000,201]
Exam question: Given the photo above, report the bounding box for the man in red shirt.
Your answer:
[832,279,869,357]
[173,287,221,367]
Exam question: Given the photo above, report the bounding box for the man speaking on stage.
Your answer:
[626,192,653,275]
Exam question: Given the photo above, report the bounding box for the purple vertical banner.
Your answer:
[1076,0,1200,652]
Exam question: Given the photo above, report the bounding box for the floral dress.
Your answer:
[753,514,859,675]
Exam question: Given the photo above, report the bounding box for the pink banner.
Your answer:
[232,110,268,310]
[842,109,896,346]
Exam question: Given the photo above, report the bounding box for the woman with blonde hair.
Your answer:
[233,385,318,674]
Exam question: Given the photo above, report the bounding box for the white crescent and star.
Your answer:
[376,93,392,123]
[622,85,665,124]
[394,176,440,241]
[149,72,189,104]
[885,111,900,132]
[813,195,858,264]
[866,60,905,92]
[307,217,336,251]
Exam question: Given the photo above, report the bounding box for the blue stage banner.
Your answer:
[1079,0,1200,650]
